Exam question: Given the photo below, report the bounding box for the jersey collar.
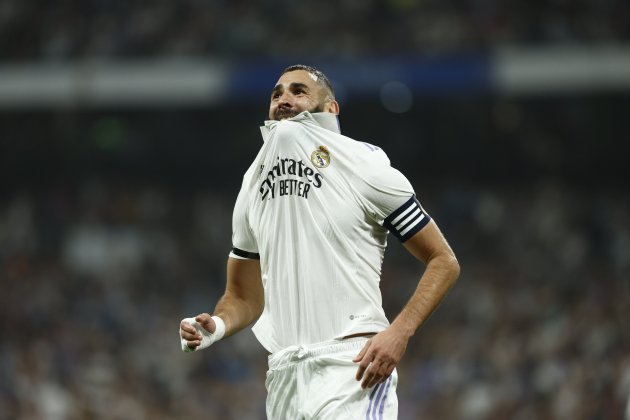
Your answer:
[260,111,341,142]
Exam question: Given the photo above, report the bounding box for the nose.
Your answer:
[277,90,294,105]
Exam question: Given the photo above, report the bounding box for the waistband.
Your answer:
[268,336,369,371]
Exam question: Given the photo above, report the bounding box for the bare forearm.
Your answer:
[353,253,459,389]
[390,254,459,338]
[353,221,458,388]
[213,291,263,338]
[212,257,264,338]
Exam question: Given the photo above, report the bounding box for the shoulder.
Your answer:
[344,139,397,179]
[356,141,391,166]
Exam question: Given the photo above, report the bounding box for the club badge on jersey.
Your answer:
[311,146,331,168]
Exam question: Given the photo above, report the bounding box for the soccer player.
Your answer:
[179,64,460,419]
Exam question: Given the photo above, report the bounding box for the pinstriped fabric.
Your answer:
[265,338,398,419]
[365,382,382,419]
[365,376,393,420]
[376,377,393,419]
[266,363,298,419]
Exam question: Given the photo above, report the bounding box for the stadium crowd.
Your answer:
[1,0,629,417]
[0,177,628,419]
[0,0,629,61]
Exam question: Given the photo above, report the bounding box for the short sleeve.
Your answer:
[358,160,431,243]
[230,183,260,260]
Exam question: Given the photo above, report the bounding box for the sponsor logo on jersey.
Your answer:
[258,156,323,201]
[310,146,330,168]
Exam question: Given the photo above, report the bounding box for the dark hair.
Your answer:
[282,64,335,99]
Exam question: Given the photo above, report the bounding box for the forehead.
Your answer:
[274,70,319,88]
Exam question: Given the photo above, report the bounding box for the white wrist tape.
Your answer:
[180,316,226,352]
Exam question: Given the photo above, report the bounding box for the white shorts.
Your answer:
[265,337,398,420]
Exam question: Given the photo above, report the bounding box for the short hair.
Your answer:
[281,64,335,100]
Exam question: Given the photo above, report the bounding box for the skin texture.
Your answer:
[353,220,459,389]
[180,69,460,390]
[268,69,339,121]
[179,257,263,348]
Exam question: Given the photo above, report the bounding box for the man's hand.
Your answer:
[352,221,460,387]
[179,313,217,352]
[353,328,409,389]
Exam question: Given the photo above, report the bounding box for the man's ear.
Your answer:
[325,100,340,115]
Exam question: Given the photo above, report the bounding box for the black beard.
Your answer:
[274,103,324,120]
[274,108,300,120]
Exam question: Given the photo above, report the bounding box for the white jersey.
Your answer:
[230,111,430,353]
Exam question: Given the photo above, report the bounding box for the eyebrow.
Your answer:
[271,82,311,95]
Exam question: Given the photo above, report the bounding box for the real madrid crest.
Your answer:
[311,146,331,168]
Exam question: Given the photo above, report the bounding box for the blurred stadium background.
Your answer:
[1,1,629,419]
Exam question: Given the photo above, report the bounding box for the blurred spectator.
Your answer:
[1,177,628,419]
[1,1,629,411]
[1,84,629,417]
[0,0,628,62]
